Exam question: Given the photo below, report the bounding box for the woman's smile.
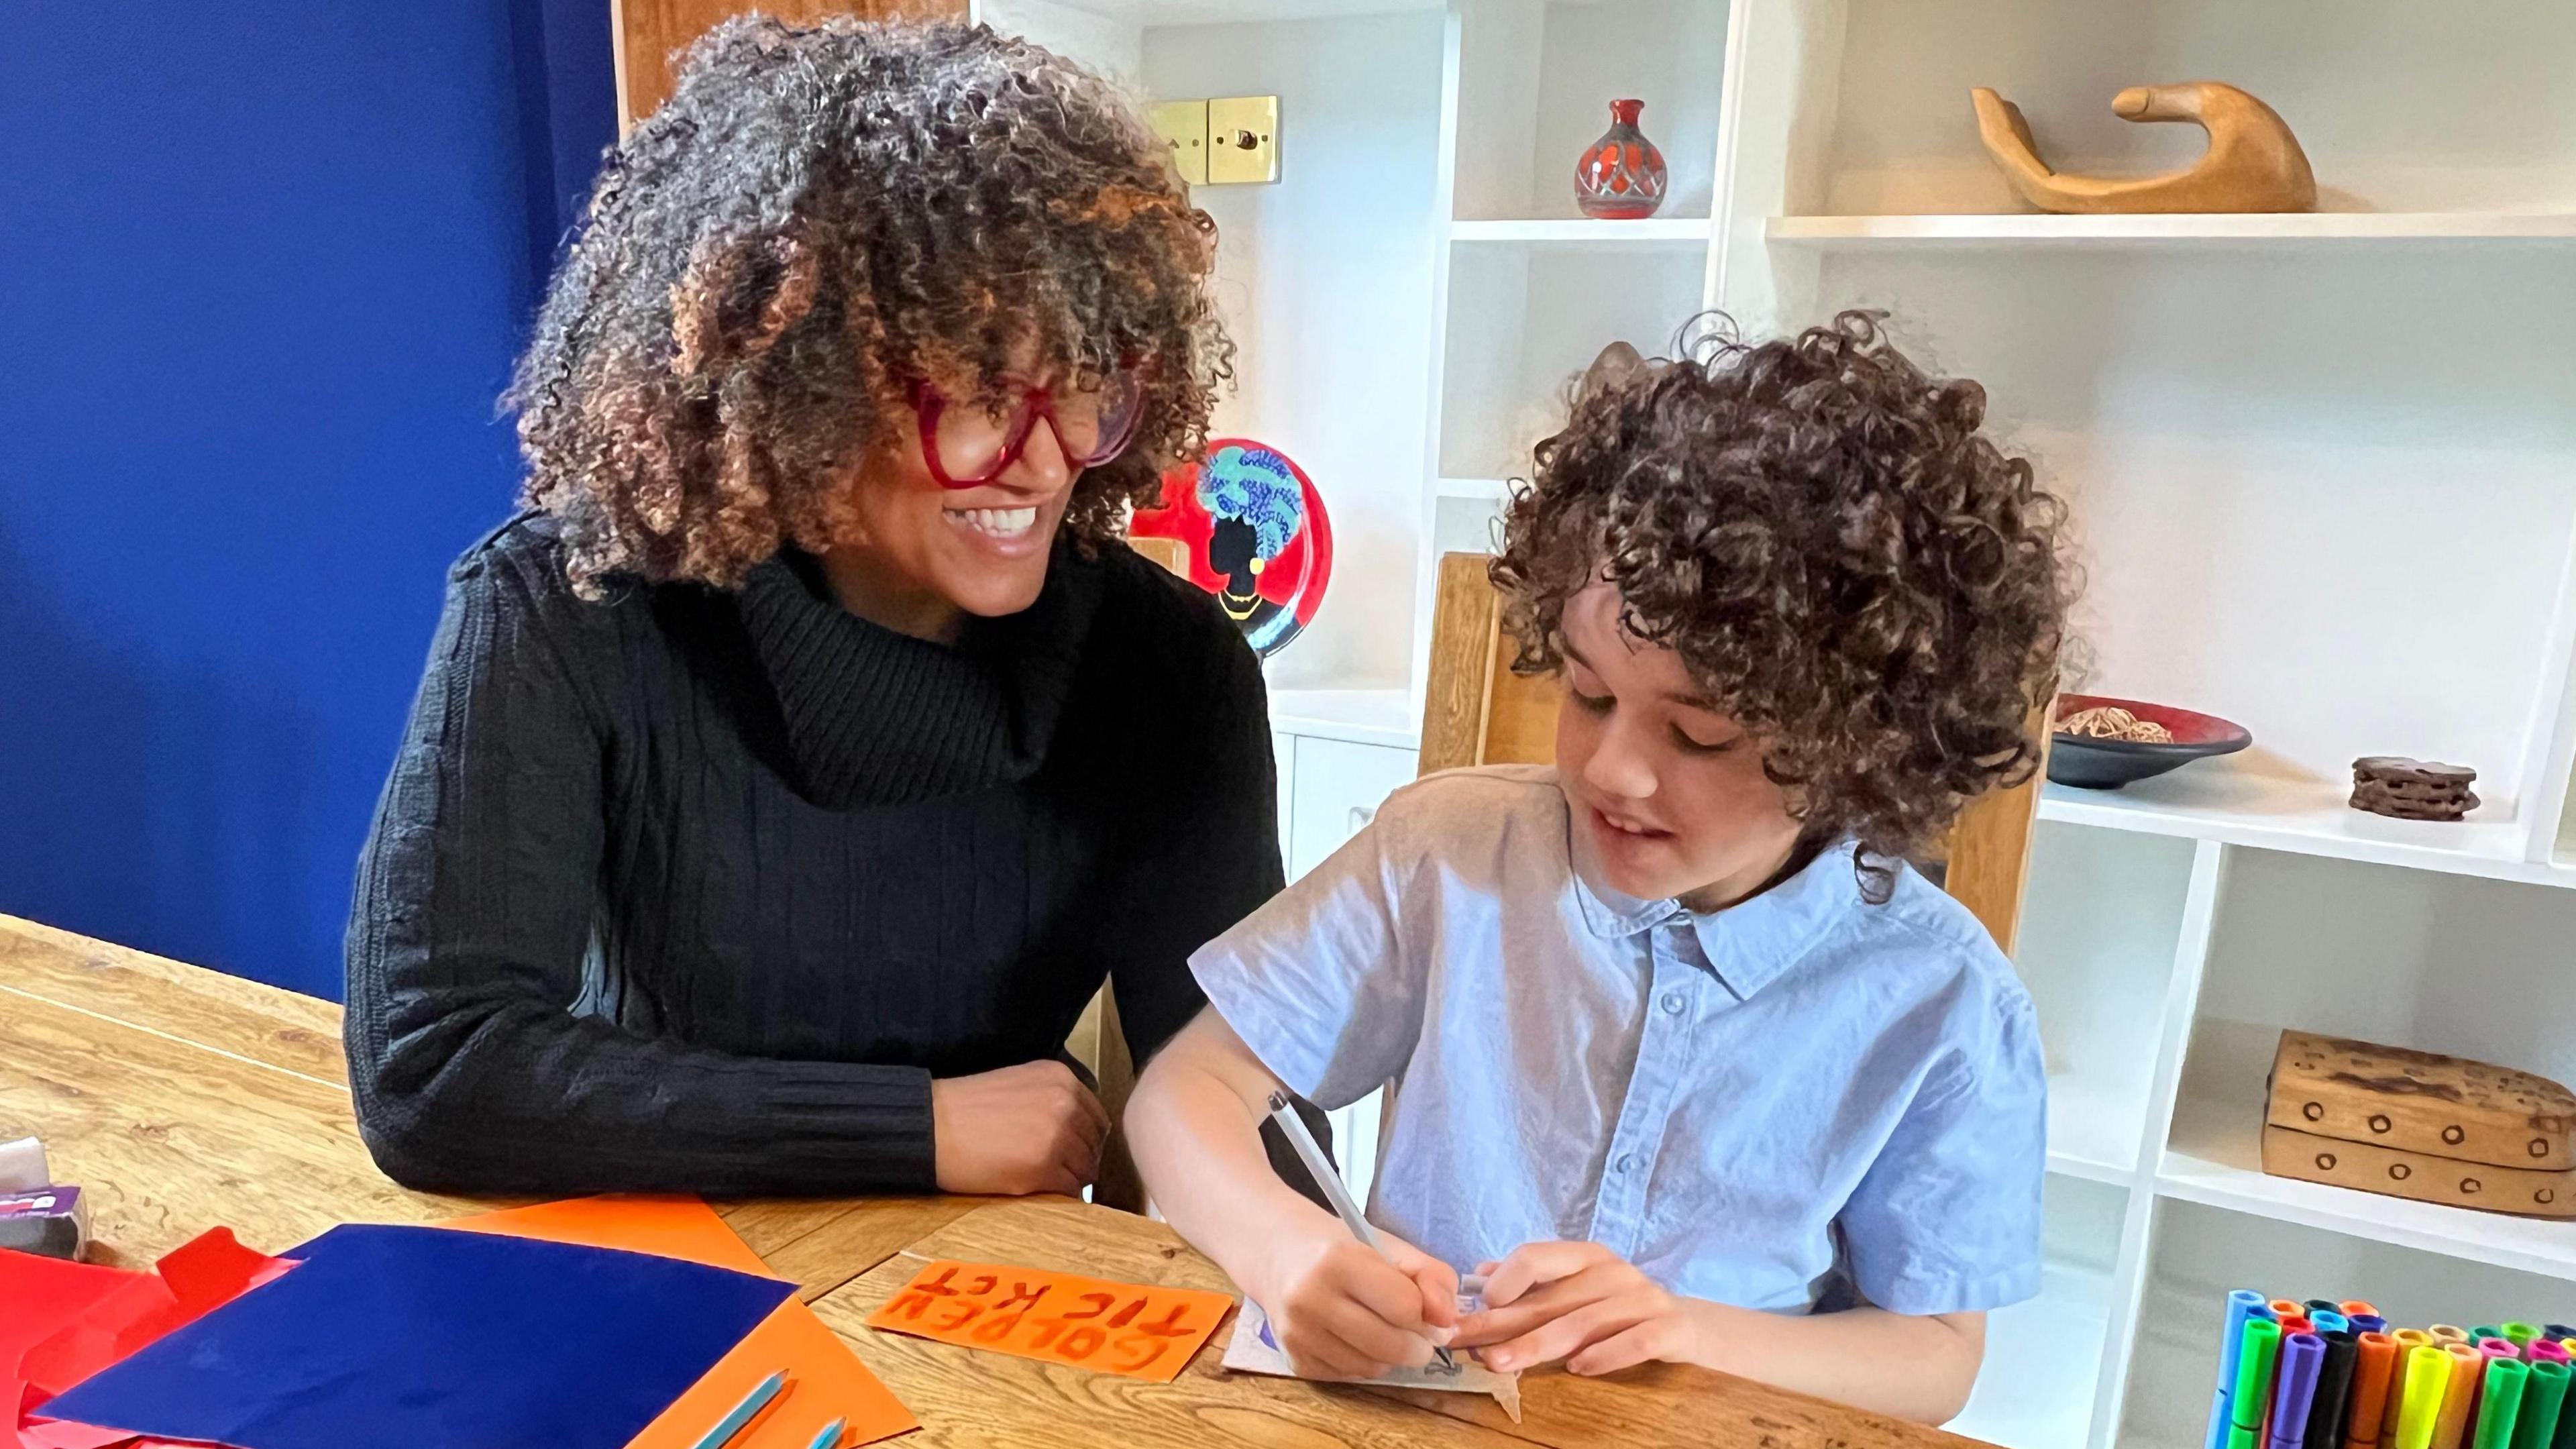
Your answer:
[943,502,1047,554]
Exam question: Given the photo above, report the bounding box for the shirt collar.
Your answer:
[1570,826,1861,1002]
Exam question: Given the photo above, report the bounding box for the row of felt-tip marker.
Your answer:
[2205,1297,2576,1449]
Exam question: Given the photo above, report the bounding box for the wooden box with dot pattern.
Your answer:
[2260,1030,2576,1220]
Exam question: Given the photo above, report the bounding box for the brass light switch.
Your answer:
[1149,99,1210,186]
[1206,95,1280,184]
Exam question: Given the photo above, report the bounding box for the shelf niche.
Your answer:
[1450,0,1727,223]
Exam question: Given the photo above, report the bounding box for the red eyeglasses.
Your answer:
[908,365,1149,490]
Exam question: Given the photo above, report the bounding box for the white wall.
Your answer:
[977,0,1144,83]
[1144,12,1448,690]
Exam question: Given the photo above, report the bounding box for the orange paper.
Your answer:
[440,1196,917,1448]
[864,1258,1232,1383]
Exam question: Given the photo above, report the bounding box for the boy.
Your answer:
[1126,313,2070,1424]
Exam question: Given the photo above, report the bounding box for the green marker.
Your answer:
[2506,1326,2542,1350]
[2510,1360,2567,1449]
[2476,1360,2530,1449]
[2235,1321,2286,1449]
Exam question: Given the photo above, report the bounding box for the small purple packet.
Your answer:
[0,1183,89,1259]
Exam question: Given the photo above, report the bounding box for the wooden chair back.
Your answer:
[1418,553,2051,955]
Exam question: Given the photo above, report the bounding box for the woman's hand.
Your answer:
[1452,1241,1707,1376]
[929,1061,1110,1196]
[1249,1223,1460,1381]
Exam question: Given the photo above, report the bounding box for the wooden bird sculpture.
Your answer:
[1972,82,2316,214]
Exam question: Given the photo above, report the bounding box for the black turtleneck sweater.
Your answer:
[343,513,1283,1195]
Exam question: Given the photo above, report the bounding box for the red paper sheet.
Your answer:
[8,1232,291,1449]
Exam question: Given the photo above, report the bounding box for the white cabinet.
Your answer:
[1286,737,1421,881]
[1268,690,1421,1206]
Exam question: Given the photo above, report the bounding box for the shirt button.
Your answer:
[1616,1152,1642,1175]
[1660,991,1686,1016]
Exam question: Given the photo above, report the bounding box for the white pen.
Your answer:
[1265,1089,1458,1371]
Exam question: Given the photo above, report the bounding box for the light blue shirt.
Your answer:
[1191,765,2045,1316]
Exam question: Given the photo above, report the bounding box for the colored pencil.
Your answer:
[690,1372,791,1449]
[803,1418,846,1449]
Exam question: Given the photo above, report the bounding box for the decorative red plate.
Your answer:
[1131,438,1333,657]
[2048,693,2252,790]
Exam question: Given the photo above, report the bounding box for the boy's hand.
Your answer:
[1253,1226,1461,1380]
[1452,1241,1703,1376]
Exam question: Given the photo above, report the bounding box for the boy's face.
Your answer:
[1554,582,1803,912]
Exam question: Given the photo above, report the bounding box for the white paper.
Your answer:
[1220,1295,1522,1422]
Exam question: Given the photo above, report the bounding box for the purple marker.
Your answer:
[2271,1332,2327,1449]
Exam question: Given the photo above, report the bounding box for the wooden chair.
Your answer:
[1419,552,2050,954]
[1063,534,1192,1212]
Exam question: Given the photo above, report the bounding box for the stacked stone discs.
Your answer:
[2349,756,2478,820]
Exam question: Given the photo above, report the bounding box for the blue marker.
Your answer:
[2212,1291,2274,1449]
[2273,1333,2328,1449]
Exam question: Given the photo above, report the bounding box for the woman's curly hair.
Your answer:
[506,17,1229,596]
[1491,312,2072,894]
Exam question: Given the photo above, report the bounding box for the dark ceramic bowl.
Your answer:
[2048,694,2252,790]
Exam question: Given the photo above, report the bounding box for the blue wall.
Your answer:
[0,3,615,997]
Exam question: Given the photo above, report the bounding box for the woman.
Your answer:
[344,18,1281,1198]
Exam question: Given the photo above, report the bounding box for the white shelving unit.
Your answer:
[1768,212,2576,247]
[981,1,2576,1444]
[1730,5,2576,1446]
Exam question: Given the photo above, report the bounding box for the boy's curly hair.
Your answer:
[1492,312,2071,890]
[505,17,1229,596]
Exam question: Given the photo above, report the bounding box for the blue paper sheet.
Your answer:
[42,1223,796,1449]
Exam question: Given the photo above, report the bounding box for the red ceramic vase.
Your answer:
[1574,98,1668,219]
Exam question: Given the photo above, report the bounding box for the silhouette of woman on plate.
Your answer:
[1196,445,1303,653]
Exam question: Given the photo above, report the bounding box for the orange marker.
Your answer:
[2347,1333,2400,1449]
[2343,1301,2381,1319]
[2434,1342,2486,1449]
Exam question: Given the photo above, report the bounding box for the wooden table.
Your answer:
[0,912,1970,1448]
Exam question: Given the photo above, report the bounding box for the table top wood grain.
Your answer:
[0,912,1974,1448]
